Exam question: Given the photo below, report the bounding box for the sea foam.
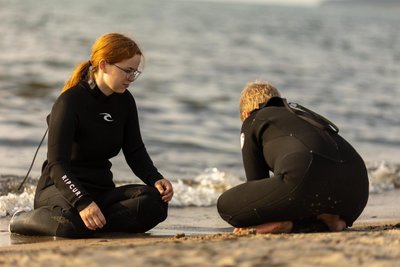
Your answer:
[1,162,399,217]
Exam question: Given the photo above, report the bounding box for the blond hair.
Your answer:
[239,81,281,121]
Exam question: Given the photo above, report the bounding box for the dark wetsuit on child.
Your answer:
[217,97,369,230]
[10,81,167,238]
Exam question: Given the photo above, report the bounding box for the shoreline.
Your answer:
[1,222,399,267]
[0,190,399,266]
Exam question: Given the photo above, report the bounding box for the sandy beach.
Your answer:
[0,189,399,267]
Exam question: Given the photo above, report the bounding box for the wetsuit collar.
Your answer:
[81,81,112,101]
[258,96,284,109]
[248,97,284,117]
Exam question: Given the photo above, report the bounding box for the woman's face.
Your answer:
[101,54,142,94]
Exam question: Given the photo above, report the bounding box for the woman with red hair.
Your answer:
[10,33,173,238]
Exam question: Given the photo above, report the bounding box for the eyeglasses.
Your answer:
[113,64,141,80]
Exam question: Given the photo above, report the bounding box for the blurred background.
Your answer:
[0,0,399,210]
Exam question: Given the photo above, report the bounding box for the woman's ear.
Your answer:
[98,59,107,72]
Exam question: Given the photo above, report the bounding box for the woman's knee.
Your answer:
[139,192,168,223]
[127,185,168,222]
[128,193,168,233]
[216,193,227,215]
[217,191,238,224]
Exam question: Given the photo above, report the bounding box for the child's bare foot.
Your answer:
[234,221,293,235]
[317,214,347,232]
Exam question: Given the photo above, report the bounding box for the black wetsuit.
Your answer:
[217,97,369,230]
[10,81,167,238]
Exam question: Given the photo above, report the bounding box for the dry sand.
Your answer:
[0,190,399,267]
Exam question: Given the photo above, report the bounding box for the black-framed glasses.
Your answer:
[113,64,141,80]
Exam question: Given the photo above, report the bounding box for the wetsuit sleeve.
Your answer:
[47,94,92,211]
[123,94,163,186]
[241,115,271,181]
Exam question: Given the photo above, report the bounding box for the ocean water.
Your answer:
[1,0,400,216]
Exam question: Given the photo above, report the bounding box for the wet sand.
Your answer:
[0,190,399,267]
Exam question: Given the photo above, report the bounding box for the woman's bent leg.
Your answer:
[10,184,168,237]
[97,185,168,233]
[217,175,300,228]
[9,185,93,238]
[9,206,92,238]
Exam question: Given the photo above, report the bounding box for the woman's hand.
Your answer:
[154,178,174,203]
[79,201,106,230]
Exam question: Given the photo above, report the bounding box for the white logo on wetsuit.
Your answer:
[61,174,82,198]
[240,132,245,149]
[99,113,114,122]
